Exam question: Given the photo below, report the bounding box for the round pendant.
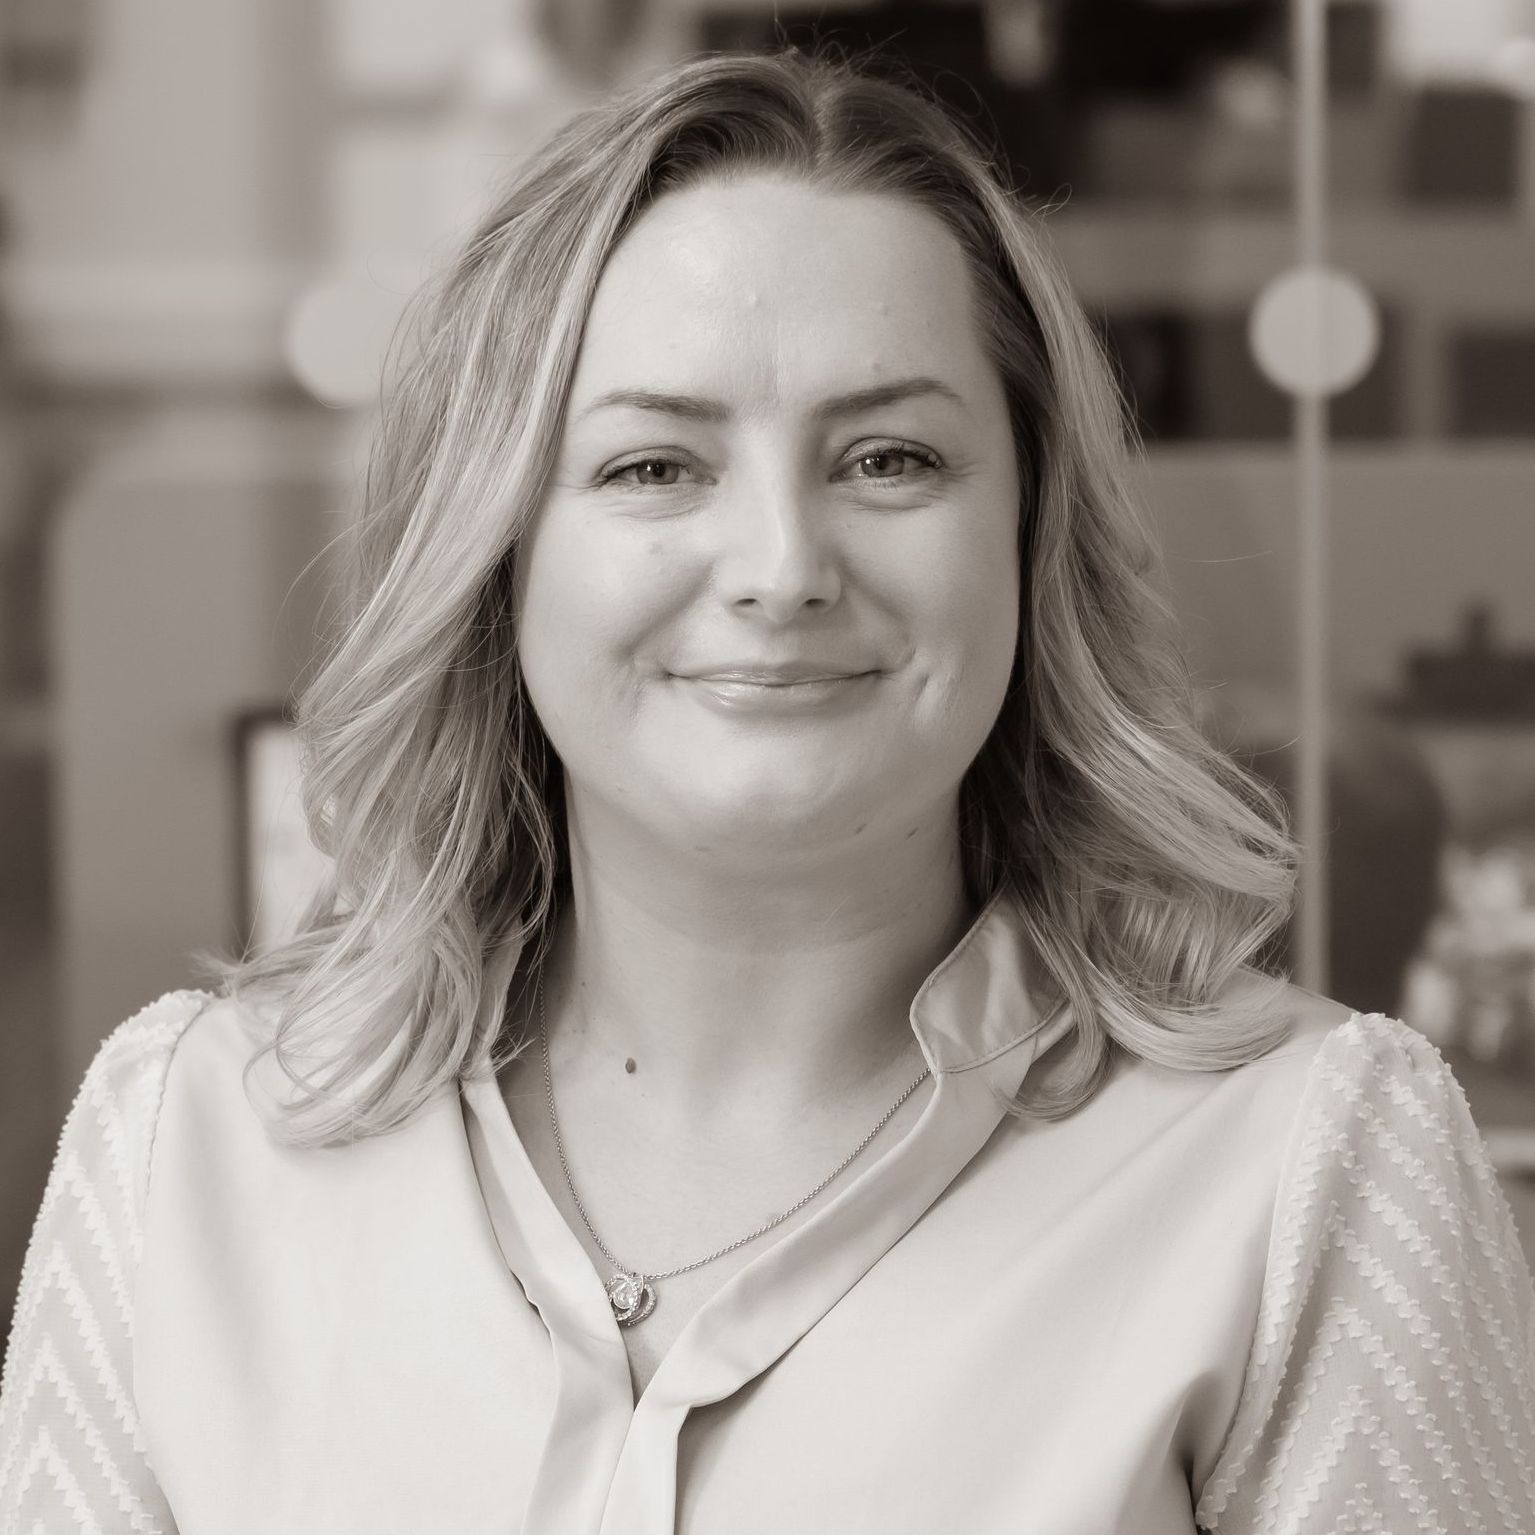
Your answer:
[607,1272,656,1326]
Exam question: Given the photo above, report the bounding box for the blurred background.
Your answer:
[3,0,1535,1320]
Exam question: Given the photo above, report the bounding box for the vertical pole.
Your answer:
[1294,0,1330,994]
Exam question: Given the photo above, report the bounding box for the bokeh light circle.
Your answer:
[1249,265,1381,400]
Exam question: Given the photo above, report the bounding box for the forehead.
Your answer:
[569,175,991,409]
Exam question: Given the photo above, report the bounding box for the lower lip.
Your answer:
[681,673,878,714]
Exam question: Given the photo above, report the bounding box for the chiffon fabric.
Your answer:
[3,888,1534,1532]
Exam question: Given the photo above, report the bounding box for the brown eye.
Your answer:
[598,454,703,497]
[632,458,680,485]
[854,448,933,480]
[601,456,692,490]
[863,451,906,479]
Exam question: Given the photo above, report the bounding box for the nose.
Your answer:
[716,475,842,623]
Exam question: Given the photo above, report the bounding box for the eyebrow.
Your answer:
[572,376,966,425]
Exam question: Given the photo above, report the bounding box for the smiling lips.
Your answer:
[685,661,873,685]
[677,662,878,713]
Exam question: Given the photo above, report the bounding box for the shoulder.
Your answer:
[1093,982,1437,1204]
[80,988,263,1119]
[87,988,220,1080]
[1198,975,1390,1110]
[64,992,219,1209]
[1218,980,1478,1172]
[1103,976,1355,1117]
[71,990,221,1175]
[1232,977,1480,1161]
[1241,972,1436,1075]
[1034,983,1366,1222]
[1270,1000,1503,1229]
[67,989,272,1209]
[1230,974,1358,1065]
[147,987,276,1079]
[8,990,221,1314]
[139,988,296,1159]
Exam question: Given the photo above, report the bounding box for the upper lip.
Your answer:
[679,661,875,685]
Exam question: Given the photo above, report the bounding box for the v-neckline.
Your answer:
[462,1054,947,1403]
[456,1001,1074,1534]
[516,1050,940,1401]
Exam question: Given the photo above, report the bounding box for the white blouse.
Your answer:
[3,889,1534,1533]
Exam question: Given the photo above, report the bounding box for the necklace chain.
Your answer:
[536,972,931,1290]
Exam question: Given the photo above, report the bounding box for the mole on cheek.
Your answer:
[624,1057,637,1075]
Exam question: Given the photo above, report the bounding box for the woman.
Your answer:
[3,49,1533,1534]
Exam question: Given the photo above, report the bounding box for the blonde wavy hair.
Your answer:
[207,47,1298,1148]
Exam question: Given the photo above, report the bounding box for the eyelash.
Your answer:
[597,441,942,491]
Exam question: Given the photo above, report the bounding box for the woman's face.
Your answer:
[516,174,1022,861]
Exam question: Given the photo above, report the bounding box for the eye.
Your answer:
[600,455,693,489]
[843,443,942,483]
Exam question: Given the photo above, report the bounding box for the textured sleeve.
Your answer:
[1194,1012,1535,1534]
[0,990,212,1533]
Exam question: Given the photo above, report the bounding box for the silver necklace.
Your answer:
[536,973,932,1327]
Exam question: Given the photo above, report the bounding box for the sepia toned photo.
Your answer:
[2,3,1534,1530]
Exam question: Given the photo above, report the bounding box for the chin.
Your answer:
[664,775,881,849]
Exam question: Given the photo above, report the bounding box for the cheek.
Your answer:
[909,517,1022,706]
[515,518,684,730]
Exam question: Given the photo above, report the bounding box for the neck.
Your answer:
[537,790,974,1128]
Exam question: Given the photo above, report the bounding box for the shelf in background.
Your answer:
[1050,208,1535,317]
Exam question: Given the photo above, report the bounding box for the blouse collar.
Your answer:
[452,879,1075,1527]
[909,884,1069,1075]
